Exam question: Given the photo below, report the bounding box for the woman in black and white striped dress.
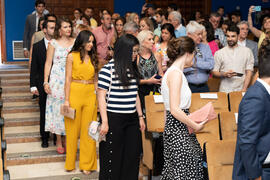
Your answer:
[97,34,145,180]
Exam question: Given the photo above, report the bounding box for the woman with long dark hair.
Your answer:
[44,17,74,154]
[154,23,176,72]
[63,30,98,174]
[97,34,145,180]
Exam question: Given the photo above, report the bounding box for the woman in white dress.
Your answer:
[161,37,205,179]
[44,17,75,154]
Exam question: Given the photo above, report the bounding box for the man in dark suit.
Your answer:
[237,21,258,67]
[23,0,46,58]
[30,20,55,148]
[233,41,270,180]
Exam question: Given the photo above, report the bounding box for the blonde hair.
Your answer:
[140,17,154,32]
[127,13,139,23]
[137,30,153,48]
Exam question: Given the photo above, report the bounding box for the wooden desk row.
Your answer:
[145,91,244,133]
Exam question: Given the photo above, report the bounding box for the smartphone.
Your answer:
[254,6,261,12]
[154,75,162,79]
[234,72,243,77]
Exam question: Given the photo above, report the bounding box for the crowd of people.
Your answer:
[27,0,270,179]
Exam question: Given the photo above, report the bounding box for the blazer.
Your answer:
[30,38,46,91]
[233,81,270,180]
[246,39,258,67]
[23,13,37,50]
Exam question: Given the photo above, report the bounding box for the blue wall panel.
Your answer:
[5,0,35,61]
[212,0,270,21]
[114,0,145,16]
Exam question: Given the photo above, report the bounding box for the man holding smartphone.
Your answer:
[212,25,254,93]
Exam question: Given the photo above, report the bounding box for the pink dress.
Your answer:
[208,40,219,56]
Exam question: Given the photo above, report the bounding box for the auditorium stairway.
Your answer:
[0,64,99,180]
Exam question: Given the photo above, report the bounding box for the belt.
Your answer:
[188,83,207,88]
[72,79,94,84]
[262,163,270,169]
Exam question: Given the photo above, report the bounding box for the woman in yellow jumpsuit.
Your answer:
[63,30,99,174]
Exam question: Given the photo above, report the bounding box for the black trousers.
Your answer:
[99,112,142,180]
[188,83,209,93]
[37,86,49,141]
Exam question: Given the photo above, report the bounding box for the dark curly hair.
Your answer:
[70,30,98,74]
[167,36,195,67]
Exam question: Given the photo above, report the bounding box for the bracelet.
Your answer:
[43,82,49,86]
[138,115,145,119]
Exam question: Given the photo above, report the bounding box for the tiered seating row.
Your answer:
[0,85,11,180]
[144,91,245,179]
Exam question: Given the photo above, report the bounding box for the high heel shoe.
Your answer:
[81,170,91,175]
[56,146,65,154]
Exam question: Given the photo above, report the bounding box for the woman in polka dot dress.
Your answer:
[161,37,205,180]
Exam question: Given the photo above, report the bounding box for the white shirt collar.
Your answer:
[176,24,182,31]
[44,38,50,49]
[238,39,246,47]
[257,78,270,95]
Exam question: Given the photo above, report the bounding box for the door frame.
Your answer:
[0,0,6,63]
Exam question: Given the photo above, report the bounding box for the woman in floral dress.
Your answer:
[44,17,75,154]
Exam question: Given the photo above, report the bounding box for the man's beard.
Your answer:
[228,40,237,47]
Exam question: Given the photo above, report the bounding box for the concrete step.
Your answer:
[6,132,40,144]
[5,124,40,144]
[3,101,38,108]
[0,69,29,74]
[7,161,99,180]
[1,79,30,86]
[3,111,39,120]
[7,150,67,166]
[4,117,40,127]
[0,73,29,80]
[2,86,29,93]
[2,105,39,114]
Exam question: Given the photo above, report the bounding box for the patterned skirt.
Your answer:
[161,111,204,180]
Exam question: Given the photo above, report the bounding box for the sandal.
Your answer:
[82,170,91,175]
[56,146,65,154]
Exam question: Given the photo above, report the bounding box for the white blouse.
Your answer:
[161,65,192,111]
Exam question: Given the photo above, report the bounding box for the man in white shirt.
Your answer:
[212,25,254,93]
[23,0,46,58]
[233,41,270,180]
[30,20,55,148]
[237,21,258,66]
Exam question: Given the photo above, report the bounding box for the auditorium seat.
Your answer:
[190,92,229,113]
[228,91,245,112]
[144,95,165,132]
[219,112,238,140]
[196,118,220,148]
[207,77,220,92]
[205,140,236,180]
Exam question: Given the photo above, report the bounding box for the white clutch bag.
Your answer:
[88,121,106,142]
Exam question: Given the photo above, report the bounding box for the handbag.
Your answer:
[60,104,76,120]
[88,121,106,142]
[88,64,113,142]
[188,102,217,134]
